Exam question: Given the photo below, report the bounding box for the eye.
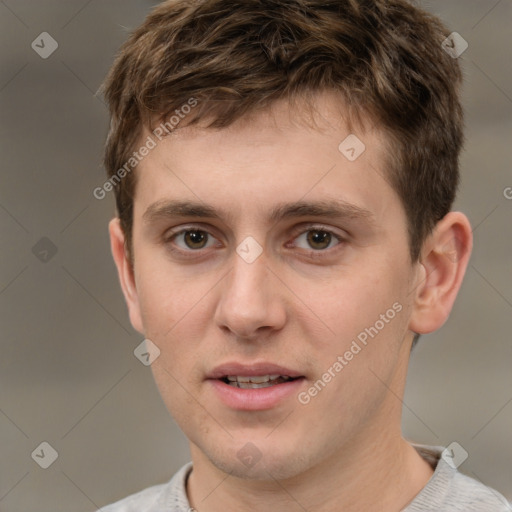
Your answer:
[164,225,344,259]
[292,227,343,252]
[167,228,219,251]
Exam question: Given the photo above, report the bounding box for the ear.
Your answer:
[409,211,473,335]
[109,218,144,335]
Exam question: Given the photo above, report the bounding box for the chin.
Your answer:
[201,438,314,481]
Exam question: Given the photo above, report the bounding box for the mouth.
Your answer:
[219,374,301,389]
[207,362,306,410]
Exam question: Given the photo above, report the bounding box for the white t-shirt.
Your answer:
[100,444,511,511]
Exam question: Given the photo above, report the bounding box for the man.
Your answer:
[99,0,510,510]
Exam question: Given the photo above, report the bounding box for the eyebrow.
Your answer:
[142,198,376,226]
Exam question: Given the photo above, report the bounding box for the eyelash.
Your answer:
[163,224,345,259]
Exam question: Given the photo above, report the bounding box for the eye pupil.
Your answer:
[184,230,207,249]
[307,230,331,250]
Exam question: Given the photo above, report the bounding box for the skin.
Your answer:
[110,90,473,511]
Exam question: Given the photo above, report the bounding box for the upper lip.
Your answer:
[207,362,304,380]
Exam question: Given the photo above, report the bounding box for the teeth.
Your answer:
[246,375,271,384]
[226,374,288,384]
[224,375,294,388]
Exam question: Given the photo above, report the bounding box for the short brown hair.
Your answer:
[101,0,463,264]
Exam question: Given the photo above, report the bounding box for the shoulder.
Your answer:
[99,462,193,512]
[445,471,511,511]
[101,482,168,512]
[406,444,511,512]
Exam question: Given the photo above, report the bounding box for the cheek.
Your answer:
[292,265,411,410]
[299,283,409,430]
[294,268,401,343]
[135,260,209,336]
[150,359,200,434]
[134,272,215,391]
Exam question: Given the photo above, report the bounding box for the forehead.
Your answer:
[132,91,403,229]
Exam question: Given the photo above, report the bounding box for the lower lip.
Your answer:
[207,378,305,410]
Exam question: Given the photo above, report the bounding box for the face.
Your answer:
[119,91,421,480]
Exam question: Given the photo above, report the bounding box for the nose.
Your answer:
[214,249,287,341]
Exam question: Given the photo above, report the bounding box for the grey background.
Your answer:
[0,1,510,510]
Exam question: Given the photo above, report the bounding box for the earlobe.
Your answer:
[108,218,144,335]
[408,212,473,335]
